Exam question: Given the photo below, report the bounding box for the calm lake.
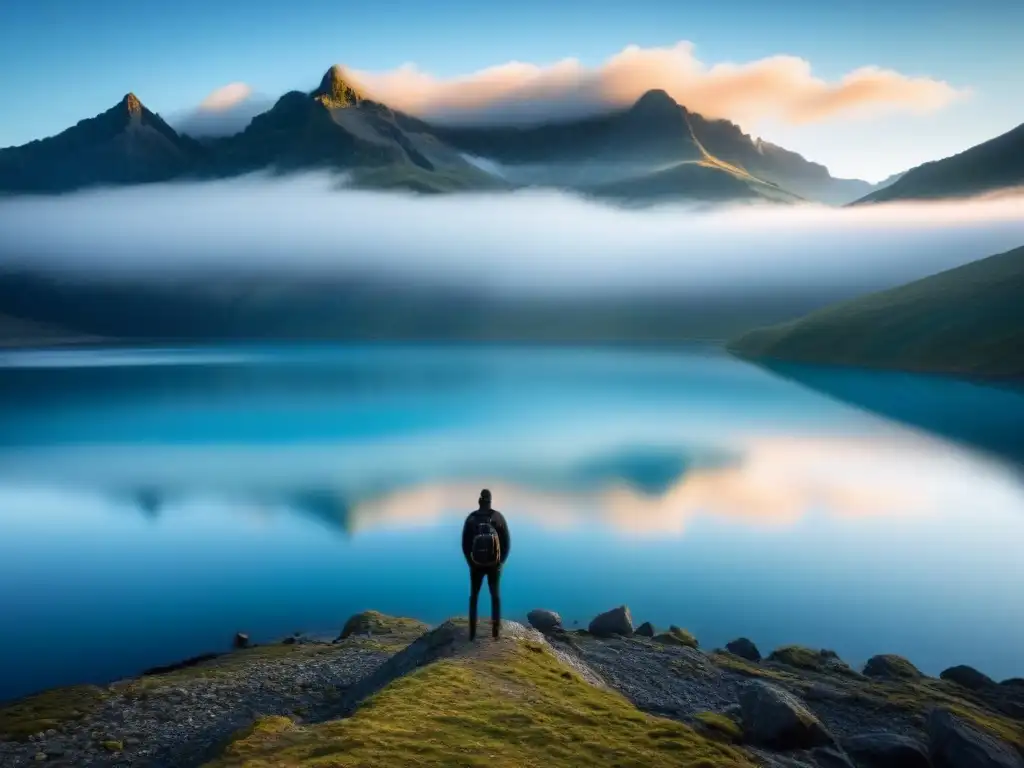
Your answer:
[1,344,1022,702]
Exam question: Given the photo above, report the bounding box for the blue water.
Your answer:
[1,344,1023,702]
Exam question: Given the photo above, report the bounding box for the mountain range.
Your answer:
[0,65,929,205]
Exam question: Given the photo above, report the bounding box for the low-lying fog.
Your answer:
[1,174,1022,298]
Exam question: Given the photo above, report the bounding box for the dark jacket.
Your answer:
[462,507,511,568]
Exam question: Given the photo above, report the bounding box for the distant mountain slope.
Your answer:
[436,91,871,204]
[728,244,1024,378]
[588,158,801,204]
[206,67,497,192]
[854,121,1024,203]
[685,115,875,204]
[0,94,205,193]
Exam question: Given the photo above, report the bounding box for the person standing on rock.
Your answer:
[461,489,511,641]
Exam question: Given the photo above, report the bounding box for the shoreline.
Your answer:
[2,607,1022,767]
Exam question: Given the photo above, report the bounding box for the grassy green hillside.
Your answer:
[854,122,1024,203]
[728,244,1024,378]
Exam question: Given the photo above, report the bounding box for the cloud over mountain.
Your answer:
[343,41,962,128]
[171,82,274,138]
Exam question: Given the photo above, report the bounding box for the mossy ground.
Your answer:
[694,712,742,743]
[654,627,699,649]
[0,685,107,741]
[872,679,1024,751]
[338,610,429,640]
[708,652,789,681]
[207,640,755,768]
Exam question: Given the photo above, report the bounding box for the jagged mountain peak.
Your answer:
[312,65,366,108]
[122,92,143,116]
[630,89,682,115]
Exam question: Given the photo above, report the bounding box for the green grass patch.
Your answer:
[0,685,107,741]
[709,652,787,681]
[207,642,755,767]
[654,627,698,649]
[695,712,742,743]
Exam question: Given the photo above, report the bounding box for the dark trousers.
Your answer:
[469,565,501,639]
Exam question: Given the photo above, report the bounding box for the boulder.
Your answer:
[233,632,250,649]
[526,609,563,634]
[769,645,851,674]
[635,621,656,637]
[863,654,923,680]
[668,625,699,648]
[739,680,834,750]
[940,665,996,691]
[804,684,849,703]
[588,605,633,637]
[842,732,930,768]
[928,708,1024,768]
[336,611,427,641]
[727,637,762,661]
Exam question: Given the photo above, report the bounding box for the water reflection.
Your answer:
[758,361,1024,466]
[3,432,1019,539]
[2,345,1024,700]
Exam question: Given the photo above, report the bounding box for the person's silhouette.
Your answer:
[461,489,511,640]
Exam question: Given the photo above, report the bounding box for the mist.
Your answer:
[1,174,1023,299]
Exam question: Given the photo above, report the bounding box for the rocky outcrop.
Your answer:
[928,708,1024,768]
[941,665,996,691]
[527,609,562,634]
[336,611,428,641]
[769,646,853,675]
[863,654,923,680]
[842,732,930,768]
[635,622,656,637]
[652,626,698,648]
[739,680,834,750]
[588,606,634,637]
[727,638,762,662]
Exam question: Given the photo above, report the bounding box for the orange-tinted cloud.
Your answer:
[345,42,963,128]
[198,82,253,110]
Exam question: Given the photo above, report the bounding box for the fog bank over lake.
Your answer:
[1,177,1023,298]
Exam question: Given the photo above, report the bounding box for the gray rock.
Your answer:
[842,732,930,768]
[727,637,762,661]
[588,605,634,637]
[526,609,562,634]
[722,703,742,720]
[635,621,656,637]
[863,654,923,680]
[739,680,834,750]
[928,708,1024,768]
[804,684,849,702]
[940,665,996,691]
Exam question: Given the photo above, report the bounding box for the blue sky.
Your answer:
[1,0,1021,180]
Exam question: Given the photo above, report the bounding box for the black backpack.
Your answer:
[470,511,501,567]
